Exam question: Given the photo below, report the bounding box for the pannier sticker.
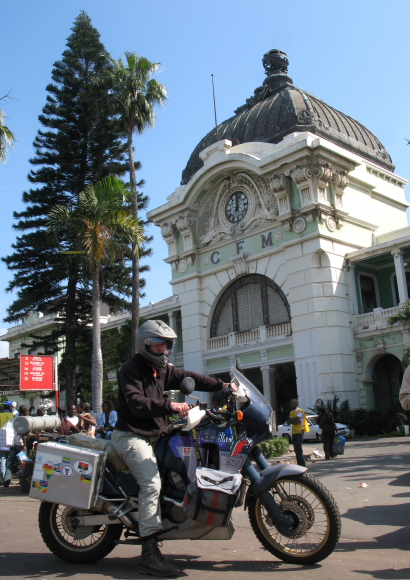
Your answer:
[74,461,93,475]
[32,479,48,493]
[80,474,92,483]
[183,447,191,455]
[62,465,73,477]
[34,454,62,480]
[43,462,60,479]
[62,456,72,465]
[230,431,253,457]
[216,430,233,443]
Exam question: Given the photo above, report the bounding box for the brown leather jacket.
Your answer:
[115,353,224,437]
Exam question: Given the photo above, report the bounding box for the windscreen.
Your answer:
[230,367,270,407]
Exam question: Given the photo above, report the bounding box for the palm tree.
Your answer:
[108,52,167,353]
[0,93,16,163]
[48,176,144,413]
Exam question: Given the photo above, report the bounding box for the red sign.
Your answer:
[20,355,54,391]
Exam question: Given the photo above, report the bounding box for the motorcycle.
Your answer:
[14,368,341,566]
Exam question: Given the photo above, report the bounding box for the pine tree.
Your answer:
[2,11,134,405]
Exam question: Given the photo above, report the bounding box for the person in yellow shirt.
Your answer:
[287,398,310,467]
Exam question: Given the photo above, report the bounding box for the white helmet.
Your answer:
[136,320,177,368]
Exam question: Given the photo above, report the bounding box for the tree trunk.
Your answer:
[91,266,103,414]
[128,129,140,354]
[64,262,78,406]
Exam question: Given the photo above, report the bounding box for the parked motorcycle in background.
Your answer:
[14,368,341,565]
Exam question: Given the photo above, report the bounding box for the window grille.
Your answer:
[211,274,291,337]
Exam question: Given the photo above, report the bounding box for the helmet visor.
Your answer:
[144,337,172,346]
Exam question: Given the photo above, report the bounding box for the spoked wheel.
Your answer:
[248,474,341,564]
[38,502,123,563]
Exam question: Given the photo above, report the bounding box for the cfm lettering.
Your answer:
[261,232,273,248]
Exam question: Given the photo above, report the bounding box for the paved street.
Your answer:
[0,437,409,580]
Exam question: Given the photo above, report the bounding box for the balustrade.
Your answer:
[206,322,292,351]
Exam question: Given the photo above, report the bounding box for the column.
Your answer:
[347,262,359,314]
[168,311,176,332]
[392,249,408,304]
[168,311,177,365]
[260,365,276,410]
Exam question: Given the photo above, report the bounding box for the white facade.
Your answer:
[148,132,408,411]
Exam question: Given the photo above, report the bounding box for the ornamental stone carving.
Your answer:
[291,163,333,208]
[230,252,248,276]
[199,172,278,248]
[176,214,196,251]
[161,222,178,257]
[269,174,291,216]
[331,170,349,209]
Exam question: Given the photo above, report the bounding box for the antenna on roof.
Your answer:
[211,74,220,142]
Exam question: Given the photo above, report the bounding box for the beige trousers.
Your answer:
[111,430,162,537]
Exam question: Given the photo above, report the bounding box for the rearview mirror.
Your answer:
[180,377,195,395]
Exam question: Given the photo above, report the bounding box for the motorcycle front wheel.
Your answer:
[248,473,341,565]
[38,501,123,563]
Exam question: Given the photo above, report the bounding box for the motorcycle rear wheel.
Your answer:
[248,473,341,565]
[38,501,123,564]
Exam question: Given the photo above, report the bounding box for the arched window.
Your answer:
[211,274,291,337]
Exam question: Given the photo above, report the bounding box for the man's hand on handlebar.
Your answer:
[170,402,190,418]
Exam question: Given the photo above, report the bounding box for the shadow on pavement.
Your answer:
[352,567,410,579]
[0,552,320,578]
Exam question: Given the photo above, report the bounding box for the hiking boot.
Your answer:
[3,480,11,488]
[138,539,179,577]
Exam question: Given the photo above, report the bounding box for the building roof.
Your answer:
[181,49,394,185]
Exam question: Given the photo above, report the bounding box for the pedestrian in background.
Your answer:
[287,398,310,467]
[96,400,117,440]
[77,402,97,437]
[318,406,337,460]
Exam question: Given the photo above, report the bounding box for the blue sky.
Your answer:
[1,0,410,353]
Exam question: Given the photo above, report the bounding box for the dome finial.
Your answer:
[262,48,293,93]
[262,49,289,76]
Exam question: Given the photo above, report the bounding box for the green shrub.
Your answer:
[258,437,290,458]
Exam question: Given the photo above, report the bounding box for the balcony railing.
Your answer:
[236,328,260,346]
[267,322,292,339]
[207,322,292,352]
[353,306,400,331]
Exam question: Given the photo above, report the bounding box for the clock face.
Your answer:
[225,191,249,223]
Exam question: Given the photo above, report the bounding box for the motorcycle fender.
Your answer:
[248,463,307,497]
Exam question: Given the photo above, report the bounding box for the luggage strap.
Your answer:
[192,428,202,466]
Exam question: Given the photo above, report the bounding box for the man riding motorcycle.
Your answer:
[111,319,235,577]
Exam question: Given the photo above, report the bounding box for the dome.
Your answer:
[181,49,394,185]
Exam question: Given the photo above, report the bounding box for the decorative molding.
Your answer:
[376,339,385,354]
[199,172,278,248]
[260,364,275,373]
[391,248,403,259]
[176,214,196,251]
[366,165,405,188]
[230,252,248,276]
[291,163,333,208]
[270,174,291,216]
[161,222,178,257]
[331,170,349,209]
[178,259,188,273]
[293,217,306,234]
